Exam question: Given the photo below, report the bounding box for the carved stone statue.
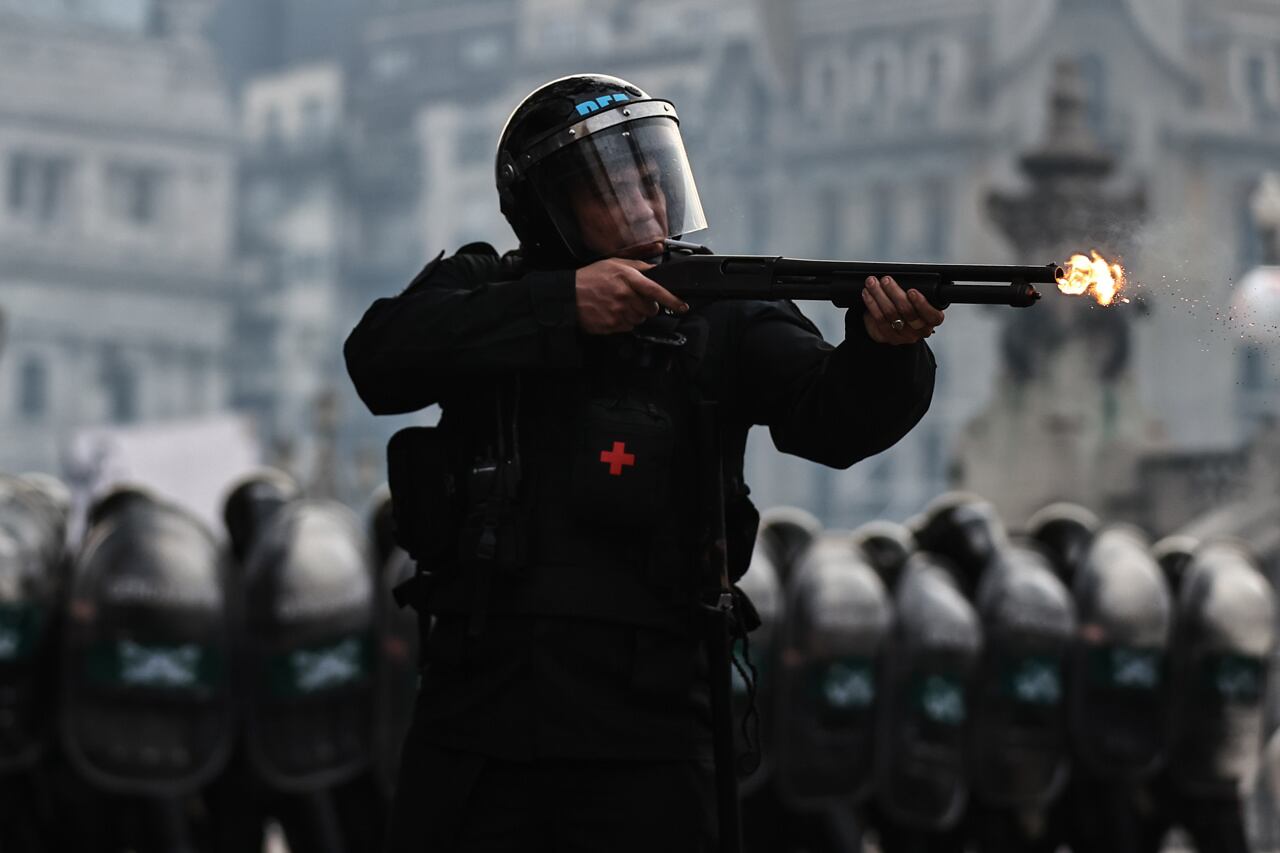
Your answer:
[956,58,1163,527]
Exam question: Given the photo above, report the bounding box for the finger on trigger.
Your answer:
[909,290,945,325]
[627,271,686,313]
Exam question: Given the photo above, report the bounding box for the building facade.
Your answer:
[235,62,349,483]
[717,0,1280,526]
[225,0,1280,525]
[0,0,240,475]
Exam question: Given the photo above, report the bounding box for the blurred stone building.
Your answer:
[234,62,350,490]
[234,0,768,500]
[6,0,1275,525]
[288,0,1280,526]
[10,0,1269,522]
[0,0,240,475]
[728,0,1280,526]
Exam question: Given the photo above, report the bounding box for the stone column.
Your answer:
[955,58,1161,528]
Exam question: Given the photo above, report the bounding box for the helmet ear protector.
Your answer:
[496,151,518,190]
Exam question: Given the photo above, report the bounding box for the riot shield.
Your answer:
[1263,727,1280,824]
[242,500,376,792]
[969,547,1076,809]
[1024,502,1098,590]
[16,468,70,522]
[851,519,915,595]
[0,475,65,772]
[757,507,822,588]
[775,535,890,809]
[1068,525,1173,781]
[873,554,982,831]
[733,543,784,798]
[60,493,233,795]
[373,545,419,797]
[0,474,65,569]
[0,475,65,773]
[913,492,1009,595]
[1168,543,1276,799]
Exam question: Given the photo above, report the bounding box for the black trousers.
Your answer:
[386,740,717,853]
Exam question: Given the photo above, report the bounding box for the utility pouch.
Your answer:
[457,457,527,573]
[387,427,461,567]
[571,391,675,529]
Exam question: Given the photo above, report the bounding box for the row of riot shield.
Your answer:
[0,469,417,852]
[736,495,1280,853]
[64,483,378,794]
[6,468,1279,851]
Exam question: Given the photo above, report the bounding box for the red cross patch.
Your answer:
[599,441,636,476]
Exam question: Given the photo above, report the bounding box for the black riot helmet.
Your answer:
[1024,502,1100,589]
[757,507,823,587]
[222,469,301,565]
[913,492,1009,596]
[1152,534,1199,599]
[87,484,158,531]
[496,73,708,268]
[851,520,916,594]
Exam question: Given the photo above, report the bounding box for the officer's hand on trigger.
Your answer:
[575,258,689,335]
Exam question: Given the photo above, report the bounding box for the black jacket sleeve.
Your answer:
[344,251,582,415]
[736,301,936,469]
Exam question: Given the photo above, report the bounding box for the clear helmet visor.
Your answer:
[528,116,707,261]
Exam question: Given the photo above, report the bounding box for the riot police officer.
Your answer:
[1141,541,1275,853]
[1058,525,1174,853]
[345,73,943,852]
[912,492,1009,597]
[57,486,232,853]
[209,470,379,853]
[868,552,982,853]
[0,474,68,852]
[757,507,823,588]
[851,519,916,595]
[1023,501,1098,591]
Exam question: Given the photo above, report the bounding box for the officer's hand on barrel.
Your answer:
[575,258,689,335]
[861,276,946,345]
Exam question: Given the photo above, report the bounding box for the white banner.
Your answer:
[66,413,262,541]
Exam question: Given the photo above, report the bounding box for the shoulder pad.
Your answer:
[456,241,500,257]
[401,245,507,296]
[401,251,446,295]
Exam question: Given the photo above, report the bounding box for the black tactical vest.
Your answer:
[389,246,746,639]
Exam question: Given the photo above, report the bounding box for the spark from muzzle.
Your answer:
[1057,250,1129,306]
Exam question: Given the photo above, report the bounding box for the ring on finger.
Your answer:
[890,318,906,331]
